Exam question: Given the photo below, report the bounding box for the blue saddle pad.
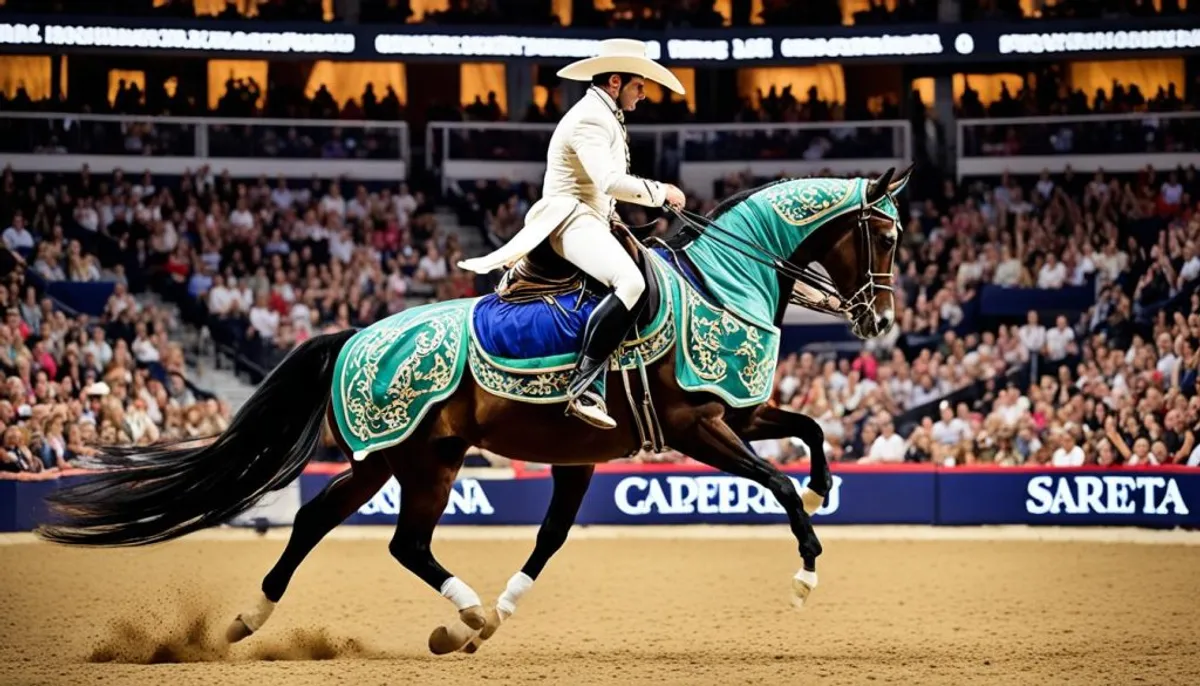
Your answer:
[472,289,599,359]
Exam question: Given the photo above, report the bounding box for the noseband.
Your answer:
[818,201,899,337]
[670,197,899,332]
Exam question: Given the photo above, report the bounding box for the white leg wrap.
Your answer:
[241,593,277,632]
[792,568,818,609]
[496,572,534,619]
[800,487,824,515]
[794,569,818,589]
[440,577,482,611]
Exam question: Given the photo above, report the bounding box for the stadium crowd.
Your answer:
[0,215,230,479]
[8,144,1200,470]
[1,14,1198,471]
[743,164,1200,468]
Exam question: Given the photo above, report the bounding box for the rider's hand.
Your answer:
[663,184,686,210]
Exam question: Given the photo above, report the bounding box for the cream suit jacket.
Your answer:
[458,87,668,274]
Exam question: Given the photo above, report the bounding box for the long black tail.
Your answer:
[38,329,356,547]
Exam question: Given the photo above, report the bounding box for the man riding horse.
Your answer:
[458,38,687,431]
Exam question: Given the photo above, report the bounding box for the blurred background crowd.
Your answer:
[2,0,1199,477]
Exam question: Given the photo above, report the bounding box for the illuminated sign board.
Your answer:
[2,17,1199,63]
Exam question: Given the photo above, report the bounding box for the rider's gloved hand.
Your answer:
[663,184,686,210]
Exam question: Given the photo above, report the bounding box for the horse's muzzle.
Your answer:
[851,308,894,340]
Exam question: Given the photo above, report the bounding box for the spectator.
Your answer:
[1050,429,1085,467]
[3,214,34,253]
[862,418,906,463]
[932,401,972,447]
[1036,253,1068,289]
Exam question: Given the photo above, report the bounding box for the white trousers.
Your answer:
[550,213,645,309]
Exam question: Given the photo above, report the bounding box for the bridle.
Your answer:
[667,195,900,336]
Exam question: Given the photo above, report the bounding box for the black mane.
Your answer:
[706,177,793,221]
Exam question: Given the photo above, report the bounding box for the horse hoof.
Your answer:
[226,593,275,643]
[459,605,487,630]
[791,570,818,609]
[428,621,479,655]
[460,606,503,654]
[462,635,484,654]
[225,616,254,644]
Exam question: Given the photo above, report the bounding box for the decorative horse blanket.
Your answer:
[331,251,779,460]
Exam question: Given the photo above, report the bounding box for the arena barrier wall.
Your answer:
[4,465,1197,532]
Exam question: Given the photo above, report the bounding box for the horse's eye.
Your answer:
[879,234,897,249]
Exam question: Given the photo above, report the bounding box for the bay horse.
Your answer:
[39,167,911,654]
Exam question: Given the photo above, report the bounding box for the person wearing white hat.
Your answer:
[458,38,687,430]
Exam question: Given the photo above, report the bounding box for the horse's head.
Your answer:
[795,166,911,340]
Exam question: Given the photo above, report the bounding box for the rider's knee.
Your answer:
[612,266,645,310]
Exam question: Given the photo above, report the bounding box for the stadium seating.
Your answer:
[2,0,1198,478]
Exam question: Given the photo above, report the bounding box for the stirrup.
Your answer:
[566,392,616,430]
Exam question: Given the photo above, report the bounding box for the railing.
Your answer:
[0,111,410,180]
[956,111,1200,179]
[428,120,912,199]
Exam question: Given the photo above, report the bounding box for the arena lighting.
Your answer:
[0,22,355,53]
[998,28,1200,54]
[374,33,662,60]
[779,33,944,59]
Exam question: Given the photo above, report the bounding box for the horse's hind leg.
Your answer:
[226,456,390,643]
[462,464,595,654]
[383,437,487,655]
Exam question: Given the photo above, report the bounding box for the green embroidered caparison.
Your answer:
[330,177,897,459]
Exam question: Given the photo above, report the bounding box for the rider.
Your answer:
[458,39,687,430]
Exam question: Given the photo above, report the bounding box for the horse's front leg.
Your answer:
[735,404,833,516]
[463,464,595,654]
[675,407,822,608]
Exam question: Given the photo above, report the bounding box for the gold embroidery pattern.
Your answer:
[614,309,674,370]
[735,327,774,397]
[680,282,775,397]
[340,311,463,442]
[470,307,674,402]
[468,341,574,401]
[763,178,857,228]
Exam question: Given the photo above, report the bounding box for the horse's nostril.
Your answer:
[876,310,895,331]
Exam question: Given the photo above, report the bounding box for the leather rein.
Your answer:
[664,198,900,326]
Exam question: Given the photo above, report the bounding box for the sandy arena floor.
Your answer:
[2,525,1199,686]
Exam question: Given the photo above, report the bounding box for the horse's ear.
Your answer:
[866,168,895,205]
[888,164,915,196]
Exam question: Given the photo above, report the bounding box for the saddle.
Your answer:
[495,239,587,304]
[495,224,660,330]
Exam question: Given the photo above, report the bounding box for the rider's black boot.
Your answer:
[565,293,639,428]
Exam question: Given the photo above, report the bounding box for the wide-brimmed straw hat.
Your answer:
[557,38,685,95]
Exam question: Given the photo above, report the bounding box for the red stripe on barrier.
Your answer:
[511,461,941,477]
[61,461,1196,479]
[945,463,1199,474]
[507,460,1195,478]
[304,462,352,475]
